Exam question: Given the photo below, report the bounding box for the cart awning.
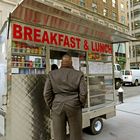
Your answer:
[10,0,137,43]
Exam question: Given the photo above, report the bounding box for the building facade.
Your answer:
[129,0,140,69]
[43,0,129,69]
[0,0,130,69]
[43,0,129,33]
[0,0,21,29]
[0,0,129,37]
[0,0,131,69]
[118,0,128,26]
[115,0,129,69]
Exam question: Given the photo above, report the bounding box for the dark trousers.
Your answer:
[52,105,82,140]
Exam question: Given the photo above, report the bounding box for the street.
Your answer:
[122,85,140,98]
[82,85,140,140]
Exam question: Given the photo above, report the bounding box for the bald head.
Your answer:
[62,54,72,62]
[61,54,73,68]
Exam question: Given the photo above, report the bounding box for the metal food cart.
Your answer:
[0,0,135,140]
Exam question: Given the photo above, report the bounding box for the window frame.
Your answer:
[112,0,116,7]
[103,8,108,16]
[112,12,117,20]
[80,0,85,7]
[120,3,125,11]
[92,2,97,12]
[103,0,107,3]
[121,16,125,24]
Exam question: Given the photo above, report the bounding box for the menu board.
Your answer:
[72,57,80,70]
[89,62,112,74]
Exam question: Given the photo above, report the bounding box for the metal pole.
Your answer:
[128,0,134,68]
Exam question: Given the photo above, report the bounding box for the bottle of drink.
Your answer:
[12,41,16,52]
[27,46,30,54]
[14,56,18,67]
[29,61,33,68]
[39,47,42,55]
[21,43,25,53]
[11,56,14,67]
[35,47,39,54]
[17,56,21,67]
[16,42,20,53]
[42,47,46,56]
[21,56,25,67]
[31,47,34,54]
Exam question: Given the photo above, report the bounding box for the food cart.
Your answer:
[0,0,135,140]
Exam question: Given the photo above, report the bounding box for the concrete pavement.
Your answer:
[1,94,140,140]
[83,95,140,140]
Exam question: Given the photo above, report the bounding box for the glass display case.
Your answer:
[11,41,46,74]
[86,52,114,109]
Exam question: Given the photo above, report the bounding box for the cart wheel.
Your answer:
[90,117,103,135]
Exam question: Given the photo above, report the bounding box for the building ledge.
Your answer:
[0,0,17,6]
[43,0,129,35]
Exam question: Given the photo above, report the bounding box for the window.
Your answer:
[133,0,140,5]
[134,10,140,18]
[80,0,85,7]
[120,3,125,11]
[121,16,125,24]
[135,33,140,38]
[134,20,140,29]
[112,12,117,20]
[112,0,116,7]
[103,0,107,3]
[116,65,121,71]
[64,7,71,12]
[133,46,136,57]
[136,46,140,56]
[103,9,108,16]
[124,70,131,75]
[92,3,97,12]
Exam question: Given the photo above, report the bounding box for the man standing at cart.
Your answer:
[43,54,87,140]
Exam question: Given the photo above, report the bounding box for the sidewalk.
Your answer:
[0,115,4,140]
[83,95,140,140]
[1,95,140,140]
[0,137,5,140]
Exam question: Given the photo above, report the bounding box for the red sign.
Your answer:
[12,23,112,54]
[12,6,112,42]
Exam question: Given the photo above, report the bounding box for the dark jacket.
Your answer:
[43,68,87,114]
